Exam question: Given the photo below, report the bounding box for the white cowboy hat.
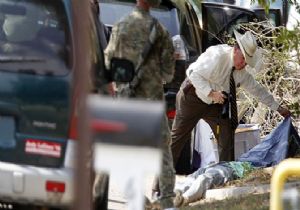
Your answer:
[234,30,258,68]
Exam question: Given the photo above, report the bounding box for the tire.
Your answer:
[93,173,109,210]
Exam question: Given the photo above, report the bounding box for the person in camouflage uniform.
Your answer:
[104,0,176,209]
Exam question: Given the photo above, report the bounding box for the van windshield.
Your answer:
[0,0,71,76]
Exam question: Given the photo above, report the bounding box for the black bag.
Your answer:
[109,18,157,85]
[110,58,135,83]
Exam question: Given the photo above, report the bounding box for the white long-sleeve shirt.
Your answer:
[186,44,279,111]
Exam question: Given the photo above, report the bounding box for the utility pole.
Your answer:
[72,0,93,210]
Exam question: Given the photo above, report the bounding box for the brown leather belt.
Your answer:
[182,78,195,95]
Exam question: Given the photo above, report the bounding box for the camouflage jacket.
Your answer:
[104,7,175,100]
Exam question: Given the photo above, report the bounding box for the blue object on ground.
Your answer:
[238,117,300,167]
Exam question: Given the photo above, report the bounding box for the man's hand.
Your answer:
[277,105,291,118]
[208,90,227,104]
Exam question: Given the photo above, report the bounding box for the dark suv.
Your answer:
[0,0,106,208]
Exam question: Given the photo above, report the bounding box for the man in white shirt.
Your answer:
[171,30,291,166]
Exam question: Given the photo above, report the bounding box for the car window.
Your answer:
[235,0,285,26]
[224,8,254,34]
[237,0,283,10]
[202,4,255,50]
[0,0,71,76]
[254,9,281,26]
[100,1,133,27]
[100,1,180,37]
[151,7,179,37]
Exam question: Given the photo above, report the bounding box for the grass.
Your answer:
[182,193,270,210]
[224,168,272,188]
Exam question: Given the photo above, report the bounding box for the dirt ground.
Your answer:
[184,193,270,210]
[224,167,273,188]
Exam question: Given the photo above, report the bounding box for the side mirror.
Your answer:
[110,57,135,83]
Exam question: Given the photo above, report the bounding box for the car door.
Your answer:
[201,3,256,51]
[183,1,202,56]
[175,2,199,65]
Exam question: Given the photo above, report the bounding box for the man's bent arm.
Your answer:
[239,71,279,111]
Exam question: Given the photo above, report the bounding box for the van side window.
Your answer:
[0,0,71,75]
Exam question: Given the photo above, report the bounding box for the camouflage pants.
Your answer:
[157,115,176,209]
